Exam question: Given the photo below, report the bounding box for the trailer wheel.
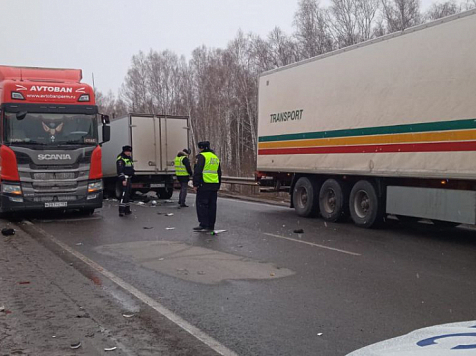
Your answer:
[293,177,319,217]
[157,187,174,200]
[319,179,348,222]
[349,180,382,228]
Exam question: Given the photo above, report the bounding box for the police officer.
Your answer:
[175,148,193,207]
[193,141,221,232]
[117,145,135,217]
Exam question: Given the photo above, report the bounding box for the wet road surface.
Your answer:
[16,193,476,355]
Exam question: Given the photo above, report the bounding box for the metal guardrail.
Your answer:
[221,176,258,186]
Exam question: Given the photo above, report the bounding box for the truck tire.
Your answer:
[293,177,319,217]
[349,180,382,228]
[319,179,348,222]
[157,187,174,200]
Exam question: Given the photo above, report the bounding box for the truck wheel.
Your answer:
[157,187,174,200]
[349,180,382,228]
[293,177,319,217]
[319,179,348,222]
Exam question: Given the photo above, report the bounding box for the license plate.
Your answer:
[45,202,68,208]
[150,183,165,188]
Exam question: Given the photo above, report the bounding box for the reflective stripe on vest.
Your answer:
[200,152,219,183]
[117,155,133,167]
[175,156,188,176]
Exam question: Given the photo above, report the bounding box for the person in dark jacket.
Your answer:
[175,148,193,207]
[193,141,221,232]
[116,145,135,217]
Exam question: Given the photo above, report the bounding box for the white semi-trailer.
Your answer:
[257,10,476,228]
[101,114,189,199]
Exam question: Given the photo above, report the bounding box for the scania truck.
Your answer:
[257,10,476,228]
[0,65,110,216]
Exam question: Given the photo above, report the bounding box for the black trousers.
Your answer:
[178,181,188,205]
[196,189,218,229]
[119,179,132,213]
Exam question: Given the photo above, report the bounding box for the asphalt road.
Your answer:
[16,193,476,355]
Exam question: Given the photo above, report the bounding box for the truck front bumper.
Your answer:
[0,191,103,213]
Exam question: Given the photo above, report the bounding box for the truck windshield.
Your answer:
[4,112,98,146]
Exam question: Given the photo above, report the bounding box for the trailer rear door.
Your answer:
[131,115,158,172]
[159,116,189,173]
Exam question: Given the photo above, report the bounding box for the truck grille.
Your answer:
[32,172,77,180]
[32,195,78,202]
[32,182,78,191]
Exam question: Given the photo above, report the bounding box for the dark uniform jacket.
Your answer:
[116,152,135,181]
[193,149,222,191]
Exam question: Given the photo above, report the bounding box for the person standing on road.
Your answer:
[175,148,193,208]
[116,145,135,217]
[193,141,221,232]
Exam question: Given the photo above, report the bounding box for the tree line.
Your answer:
[97,0,476,176]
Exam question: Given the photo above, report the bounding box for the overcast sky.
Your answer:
[1,0,442,95]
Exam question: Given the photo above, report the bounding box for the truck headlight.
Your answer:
[88,181,103,193]
[2,184,22,195]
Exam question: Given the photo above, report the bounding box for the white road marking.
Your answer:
[264,233,361,256]
[21,221,239,356]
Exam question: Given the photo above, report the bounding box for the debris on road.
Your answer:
[0,305,4,312]
[151,200,157,206]
[197,271,205,275]
[158,258,165,261]
[164,200,173,204]
[165,213,174,216]
[293,229,304,234]
[18,281,30,285]
[324,222,328,228]
[211,229,227,235]
[2,228,15,236]
[317,333,323,336]
[76,243,83,246]
[165,227,175,230]
[122,313,135,318]
[104,346,117,351]
[70,341,82,349]
[143,227,154,230]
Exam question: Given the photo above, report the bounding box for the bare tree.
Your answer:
[463,0,476,9]
[267,27,300,67]
[122,51,152,113]
[425,1,461,21]
[381,0,421,32]
[356,0,381,40]
[96,90,128,118]
[328,0,380,47]
[294,0,334,58]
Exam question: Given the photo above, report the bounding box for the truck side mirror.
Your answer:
[102,125,111,143]
[101,114,110,124]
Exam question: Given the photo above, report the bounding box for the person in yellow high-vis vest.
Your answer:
[193,141,221,232]
[116,145,135,217]
[174,148,193,207]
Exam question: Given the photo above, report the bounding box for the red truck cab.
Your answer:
[0,65,110,215]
